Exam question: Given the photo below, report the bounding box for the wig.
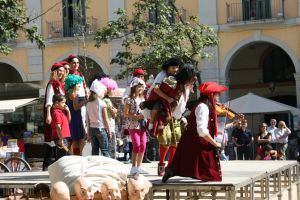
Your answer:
[64,74,83,91]
[100,77,118,90]
[175,64,196,84]
[162,57,183,70]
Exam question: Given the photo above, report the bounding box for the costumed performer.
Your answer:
[142,64,197,176]
[43,62,67,171]
[162,81,227,182]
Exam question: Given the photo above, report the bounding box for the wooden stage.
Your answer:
[0,160,299,200]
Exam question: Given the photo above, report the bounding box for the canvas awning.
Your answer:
[228,93,300,115]
[0,98,37,113]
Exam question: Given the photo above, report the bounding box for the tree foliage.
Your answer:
[94,0,218,79]
[0,0,45,55]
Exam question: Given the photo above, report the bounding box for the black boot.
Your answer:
[162,168,176,183]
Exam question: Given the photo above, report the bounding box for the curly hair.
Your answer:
[64,74,83,91]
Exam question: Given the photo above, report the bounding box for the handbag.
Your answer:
[157,118,181,147]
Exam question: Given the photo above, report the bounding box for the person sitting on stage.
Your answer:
[162,81,226,182]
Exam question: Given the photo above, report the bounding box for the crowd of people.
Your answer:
[219,118,295,161]
[41,53,300,184]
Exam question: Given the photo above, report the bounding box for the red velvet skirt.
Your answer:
[168,130,222,181]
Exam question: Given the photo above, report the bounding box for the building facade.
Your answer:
[0,0,299,130]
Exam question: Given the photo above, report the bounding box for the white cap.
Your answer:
[90,80,107,97]
[130,77,146,88]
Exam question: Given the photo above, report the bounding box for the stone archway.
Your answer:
[0,59,27,82]
[221,35,300,107]
[222,35,300,79]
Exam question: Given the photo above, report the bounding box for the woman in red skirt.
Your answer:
[162,81,227,182]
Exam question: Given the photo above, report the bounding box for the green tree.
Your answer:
[94,0,218,79]
[0,0,45,55]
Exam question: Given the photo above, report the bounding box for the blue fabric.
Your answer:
[67,98,84,140]
[90,127,110,157]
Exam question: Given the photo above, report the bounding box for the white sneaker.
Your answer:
[130,166,138,175]
[138,167,150,174]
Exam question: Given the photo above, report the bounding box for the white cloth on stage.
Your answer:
[48,156,129,195]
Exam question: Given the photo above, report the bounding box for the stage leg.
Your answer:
[226,190,236,200]
[278,171,282,200]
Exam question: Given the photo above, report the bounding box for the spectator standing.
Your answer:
[51,94,71,160]
[267,119,278,150]
[100,77,119,159]
[64,74,86,155]
[255,123,271,160]
[86,80,111,157]
[274,121,291,159]
[123,77,148,175]
[230,120,242,160]
[66,54,88,137]
[232,119,254,160]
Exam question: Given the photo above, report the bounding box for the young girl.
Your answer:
[51,94,71,160]
[64,74,86,155]
[123,77,148,175]
[86,80,111,157]
[100,77,119,159]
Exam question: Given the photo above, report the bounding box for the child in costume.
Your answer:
[143,64,197,176]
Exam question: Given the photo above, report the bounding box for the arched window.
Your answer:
[263,48,295,82]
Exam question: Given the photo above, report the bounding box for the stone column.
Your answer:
[294,73,300,108]
[26,0,43,81]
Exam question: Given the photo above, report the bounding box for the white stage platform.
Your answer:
[0,160,298,200]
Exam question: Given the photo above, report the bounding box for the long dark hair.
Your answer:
[88,91,98,102]
[174,64,196,85]
[198,93,216,135]
[129,84,144,99]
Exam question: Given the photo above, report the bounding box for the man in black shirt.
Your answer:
[232,119,253,160]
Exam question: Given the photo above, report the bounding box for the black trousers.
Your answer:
[237,145,252,160]
[42,144,55,170]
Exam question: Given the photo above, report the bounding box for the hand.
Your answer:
[58,138,63,147]
[46,115,52,125]
[108,132,112,141]
[87,135,91,143]
[137,114,144,120]
[215,142,221,148]
[167,97,175,104]
[64,105,70,111]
